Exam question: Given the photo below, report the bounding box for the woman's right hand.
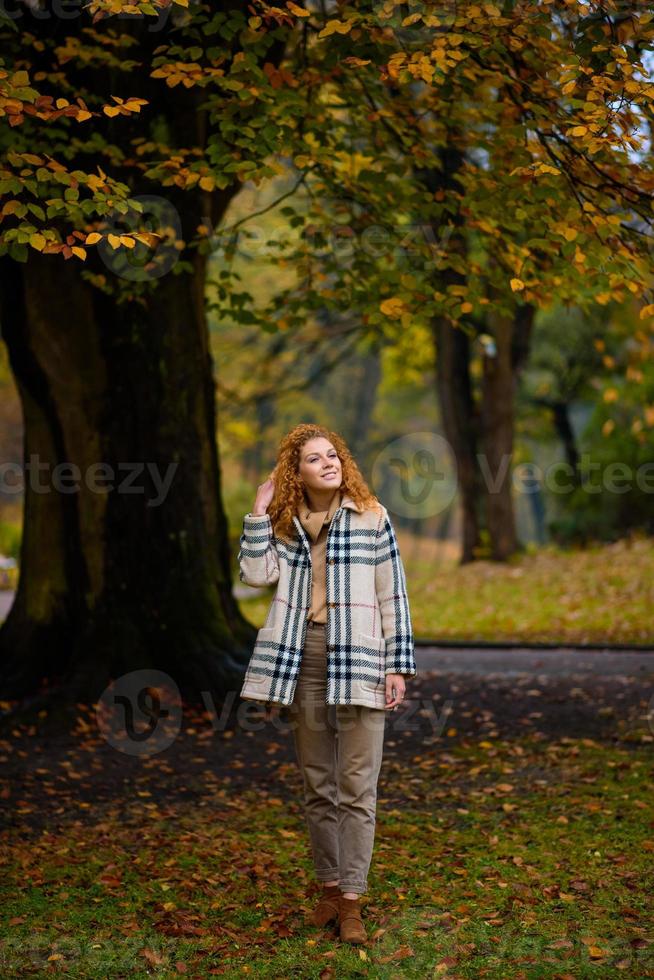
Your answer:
[252,474,275,516]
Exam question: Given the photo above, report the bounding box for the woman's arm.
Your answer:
[374,507,417,677]
[238,512,280,587]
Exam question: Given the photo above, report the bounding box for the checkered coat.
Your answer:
[237,493,416,709]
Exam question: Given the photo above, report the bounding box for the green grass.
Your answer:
[2,736,653,978]
[237,533,654,646]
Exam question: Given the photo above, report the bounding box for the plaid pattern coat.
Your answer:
[238,493,416,709]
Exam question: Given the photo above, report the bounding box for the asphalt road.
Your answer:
[415,646,654,676]
[0,590,12,621]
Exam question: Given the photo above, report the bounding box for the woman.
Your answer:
[238,423,416,945]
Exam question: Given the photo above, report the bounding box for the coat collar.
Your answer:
[340,492,364,513]
[297,489,342,543]
[292,491,363,551]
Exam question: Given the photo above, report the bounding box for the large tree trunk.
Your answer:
[479,303,535,560]
[0,5,289,709]
[433,315,483,563]
[0,240,256,705]
[479,311,518,560]
[419,141,484,563]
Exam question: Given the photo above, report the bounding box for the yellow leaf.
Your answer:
[380,297,406,318]
[287,1,310,15]
[56,98,69,109]
[603,388,618,403]
[569,125,588,137]
[107,234,122,249]
[563,226,578,241]
[85,232,102,246]
[132,232,160,247]
[199,175,215,192]
[75,110,92,123]
[11,70,30,87]
[71,246,86,260]
[30,233,46,251]
[602,419,615,436]
[639,304,654,319]
[460,301,473,313]
[103,105,121,117]
[318,19,352,38]
[510,278,525,292]
[119,235,135,248]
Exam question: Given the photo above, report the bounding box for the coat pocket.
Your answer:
[244,626,276,684]
[357,632,386,690]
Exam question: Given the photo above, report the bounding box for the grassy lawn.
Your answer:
[1,729,653,978]
[237,533,654,646]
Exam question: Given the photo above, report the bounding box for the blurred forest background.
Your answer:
[1,1,654,667]
[2,166,654,644]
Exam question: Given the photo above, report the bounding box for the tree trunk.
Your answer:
[347,344,382,468]
[0,242,256,705]
[479,310,519,560]
[0,6,290,710]
[433,316,483,563]
[419,140,484,563]
[551,401,581,476]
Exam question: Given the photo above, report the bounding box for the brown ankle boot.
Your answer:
[310,884,341,926]
[338,895,367,944]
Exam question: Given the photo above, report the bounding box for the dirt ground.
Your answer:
[1,650,652,838]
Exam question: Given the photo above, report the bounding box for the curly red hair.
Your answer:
[266,423,383,543]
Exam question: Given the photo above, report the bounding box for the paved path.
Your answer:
[0,591,13,621]
[415,646,654,677]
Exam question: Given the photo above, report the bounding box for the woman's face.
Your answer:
[298,437,342,492]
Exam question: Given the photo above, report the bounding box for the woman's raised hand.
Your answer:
[253,474,275,516]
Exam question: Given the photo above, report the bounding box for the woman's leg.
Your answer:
[288,624,340,885]
[335,704,386,897]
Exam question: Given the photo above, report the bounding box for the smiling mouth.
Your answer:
[323,472,337,478]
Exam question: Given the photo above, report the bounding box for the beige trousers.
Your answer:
[287,620,386,895]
